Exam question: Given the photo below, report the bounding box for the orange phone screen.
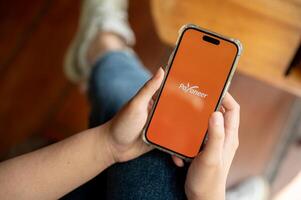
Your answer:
[145,28,239,158]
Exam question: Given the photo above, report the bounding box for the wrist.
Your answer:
[94,124,116,167]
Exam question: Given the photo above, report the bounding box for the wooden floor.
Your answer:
[0,0,299,195]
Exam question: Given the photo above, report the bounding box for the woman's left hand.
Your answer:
[103,68,164,163]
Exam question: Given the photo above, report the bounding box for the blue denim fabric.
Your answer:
[62,51,187,200]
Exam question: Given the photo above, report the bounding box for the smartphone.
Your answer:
[142,24,242,160]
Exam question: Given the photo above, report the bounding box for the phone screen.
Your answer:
[145,27,239,158]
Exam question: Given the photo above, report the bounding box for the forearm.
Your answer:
[0,125,114,199]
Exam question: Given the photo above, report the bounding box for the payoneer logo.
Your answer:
[179,83,208,98]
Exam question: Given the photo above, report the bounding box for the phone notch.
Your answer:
[202,35,220,45]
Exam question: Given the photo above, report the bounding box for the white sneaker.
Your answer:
[64,0,135,83]
[226,177,270,200]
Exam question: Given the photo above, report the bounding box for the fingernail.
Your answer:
[178,162,184,167]
[212,112,223,126]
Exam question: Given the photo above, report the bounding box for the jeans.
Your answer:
[62,51,188,200]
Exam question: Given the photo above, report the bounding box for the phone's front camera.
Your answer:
[202,35,220,45]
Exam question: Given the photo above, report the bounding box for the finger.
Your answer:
[172,155,184,167]
[134,68,164,105]
[221,93,240,147]
[202,112,225,164]
[221,93,238,111]
[147,99,155,112]
[152,88,161,101]
[219,105,226,114]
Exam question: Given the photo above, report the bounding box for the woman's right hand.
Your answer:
[180,93,240,200]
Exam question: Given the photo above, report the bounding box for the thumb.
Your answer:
[201,112,225,164]
[134,68,164,105]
